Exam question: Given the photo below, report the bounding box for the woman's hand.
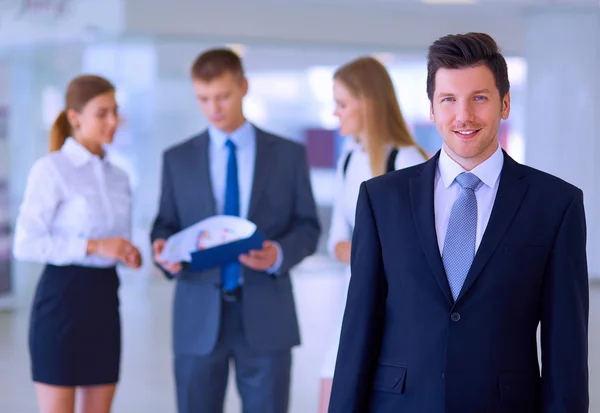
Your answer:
[88,237,142,269]
[335,241,352,265]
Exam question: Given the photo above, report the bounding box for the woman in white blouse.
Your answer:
[13,75,141,413]
[318,57,429,412]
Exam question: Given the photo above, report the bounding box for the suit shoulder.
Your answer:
[163,132,206,159]
[257,128,306,154]
[365,162,423,194]
[521,164,582,199]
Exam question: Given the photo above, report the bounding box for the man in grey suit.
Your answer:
[150,49,321,413]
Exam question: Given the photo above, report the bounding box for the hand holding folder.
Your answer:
[238,240,280,271]
[158,215,265,272]
[153,239,183,274]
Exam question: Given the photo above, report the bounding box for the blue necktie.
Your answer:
[222,139,240,292]
[442,172,482,301]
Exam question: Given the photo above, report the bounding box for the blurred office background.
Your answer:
[0,0,598,411]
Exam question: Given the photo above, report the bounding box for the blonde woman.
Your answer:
[318,57,429,412]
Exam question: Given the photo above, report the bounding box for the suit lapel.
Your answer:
[190,131,217,217]
[455,151,529,302]
[410,152,454,305]
[248,128,274,220]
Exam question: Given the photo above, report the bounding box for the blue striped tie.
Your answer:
[222,139,240,292]
[442,172,482,301]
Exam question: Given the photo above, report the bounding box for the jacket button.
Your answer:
[450,312,461,322]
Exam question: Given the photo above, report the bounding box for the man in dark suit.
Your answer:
[150,49,321,413]
[328,32,589,413]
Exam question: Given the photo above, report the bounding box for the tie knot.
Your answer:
[225,139,236,151]
[455,172,481,191]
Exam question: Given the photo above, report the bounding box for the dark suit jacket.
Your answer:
[328,150,589,413]
[150,126,321,356]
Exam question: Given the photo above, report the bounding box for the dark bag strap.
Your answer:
[342,151,353,178]
[343,147,399,178]
[386,148,399,173]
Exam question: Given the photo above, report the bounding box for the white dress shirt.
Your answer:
[208,121,282,273]
[13,137,132,267]
[208,121,256,220]
[327,141,428,258]
[434,143,504,254]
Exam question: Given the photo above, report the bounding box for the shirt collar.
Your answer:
[61,137,106,168]
[209,120,255,150]
[438,142,504,189]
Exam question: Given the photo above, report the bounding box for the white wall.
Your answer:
[524,9,600,278]
[124,1,527,55]
[0,0,124,47]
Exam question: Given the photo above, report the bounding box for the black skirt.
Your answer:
[29,264,121,386]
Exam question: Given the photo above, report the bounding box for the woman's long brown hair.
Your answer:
[334,57,428,176]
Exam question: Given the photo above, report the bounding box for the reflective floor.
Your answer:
[1,254,599,413]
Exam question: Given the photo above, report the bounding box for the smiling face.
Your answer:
[430,64,510,170]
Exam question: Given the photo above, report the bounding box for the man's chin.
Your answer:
[444,142,478,159]
[210,118,226,127]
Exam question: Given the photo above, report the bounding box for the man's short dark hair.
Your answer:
[426,32,510,102]
[190,48,244,82]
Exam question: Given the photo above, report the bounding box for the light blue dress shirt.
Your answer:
[208,121,283,274]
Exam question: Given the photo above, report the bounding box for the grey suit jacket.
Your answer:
[150,126,321,356]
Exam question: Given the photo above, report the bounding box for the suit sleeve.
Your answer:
[150,151,182,278]
[274,146,321,274]
[541,189,589,413]
[328,181,387,413]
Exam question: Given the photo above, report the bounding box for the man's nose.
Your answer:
[456,100,475,124]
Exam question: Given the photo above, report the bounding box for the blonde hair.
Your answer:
[334,57,428,176]
[49,75,115,152]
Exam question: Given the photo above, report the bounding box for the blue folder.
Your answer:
[189,231,265,272]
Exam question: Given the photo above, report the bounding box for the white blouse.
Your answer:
[13,137,132,268]
[326,140,428,259]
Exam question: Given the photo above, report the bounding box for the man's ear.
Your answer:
[501,91,511,120]
[240,76,249,97]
